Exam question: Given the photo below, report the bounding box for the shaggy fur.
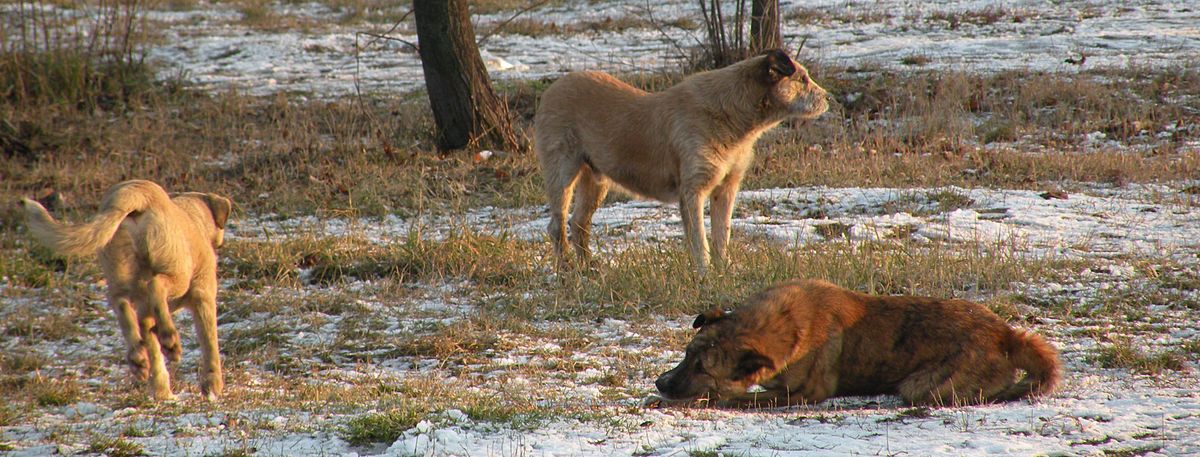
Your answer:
[22,180,232,401]
[534,49,829,274]
[652,279,1061,407]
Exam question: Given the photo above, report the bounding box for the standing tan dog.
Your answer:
[535,50,829,274]
[22,180,232,401]
[652,279,1061,407]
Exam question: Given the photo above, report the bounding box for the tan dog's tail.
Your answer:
[22,180,170,257]
[997,329,1062,401]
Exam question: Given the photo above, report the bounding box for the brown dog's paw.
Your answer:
[641,394,666,409]
[126,348,149,381]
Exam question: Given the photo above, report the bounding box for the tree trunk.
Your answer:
[750,0,781,54]
[413,0,523,153]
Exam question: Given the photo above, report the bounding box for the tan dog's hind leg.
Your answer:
[146,275,182,363]
[709,169,744,269]
[111,295,149,381]
[543,161,584,270]
[184,282,223,401]
[138,314,176,401]
[679,191,709,275]
[568,166,610,264]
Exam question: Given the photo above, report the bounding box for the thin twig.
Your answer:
[358,31,418,52]
[360,8,414,50]
[636,0,696,70]
[477,0,550,48]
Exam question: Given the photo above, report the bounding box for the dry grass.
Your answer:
[5,66,1198,223]
[927,6,1025,29]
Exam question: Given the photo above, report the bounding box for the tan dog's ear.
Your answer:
[692,308,730,329]
[203,194,233,230]
[764,49,797,82]
[732,350,774,380]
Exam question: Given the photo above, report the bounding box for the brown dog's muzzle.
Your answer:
[655,364,706,401]
[654,371,675,397]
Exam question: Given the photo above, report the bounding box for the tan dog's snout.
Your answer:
[787,70,830,119]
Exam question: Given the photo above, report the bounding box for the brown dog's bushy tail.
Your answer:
[22,180,169,257]
[998,329,1062,401]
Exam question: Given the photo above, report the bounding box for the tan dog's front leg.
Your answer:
[181,278,224,398]
[185,284,224,401]
[709,170,744,269]
[679,190,710,275]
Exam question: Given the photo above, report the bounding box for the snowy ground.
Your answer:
[4,183,1200,456]
[127,0,1200,96]
[3,0,1200,456]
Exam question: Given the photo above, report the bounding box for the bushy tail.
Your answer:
[997,330,1062,401]
[21,180,168,257]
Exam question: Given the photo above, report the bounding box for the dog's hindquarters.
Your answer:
[996,329,1062,401]
[22,180,173,257]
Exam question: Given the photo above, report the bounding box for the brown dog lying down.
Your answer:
[23,180,232,401]
[652,279,1061,407]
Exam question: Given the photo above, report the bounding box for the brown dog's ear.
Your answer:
[732,350,774,380]
[203,193,233,230]
[764,49,797,82]
[692,308,730,329]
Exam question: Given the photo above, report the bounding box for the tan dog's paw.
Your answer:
[200,375,224,402]
[126,348,149,381]
[158,329,182,363]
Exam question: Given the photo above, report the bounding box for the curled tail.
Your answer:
[997,329,1062,401]
[21,180,170,257]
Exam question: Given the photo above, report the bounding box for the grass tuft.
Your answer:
[341,405,427,446]
[88,436,147,457]
[31,378,83,407]
[1092,339,1189,375]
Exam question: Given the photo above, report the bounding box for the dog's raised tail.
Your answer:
[998,329,1062,401]
[22,180,167,257]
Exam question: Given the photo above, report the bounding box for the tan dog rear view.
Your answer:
[22,180,232,401]
[535,49,829,274]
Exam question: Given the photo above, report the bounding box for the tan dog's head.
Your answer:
[755,49,829,121]
[654,307,779,403]
[179,192,233,248]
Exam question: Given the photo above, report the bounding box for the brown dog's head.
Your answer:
[757,49,828,120]
[654,307,779,403]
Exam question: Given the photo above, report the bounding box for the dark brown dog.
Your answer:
[652,279,1061,407]
[534,49,828,275]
